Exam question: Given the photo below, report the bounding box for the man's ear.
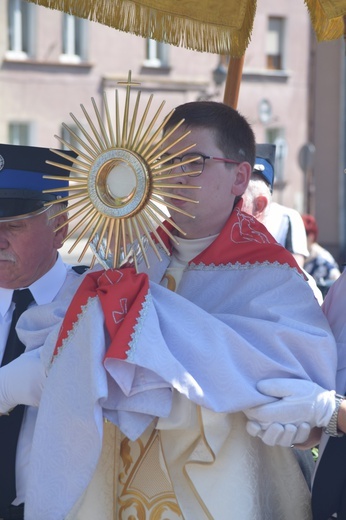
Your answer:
[53,212,68,249]
[253,195,269,219]
[231,162,252,196]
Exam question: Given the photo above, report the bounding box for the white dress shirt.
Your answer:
[266,202,309,258]
[0,255,79,505]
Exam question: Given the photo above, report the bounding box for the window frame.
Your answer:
[6,0,35,60]
[265,128,287,183]
[266,16,286,71]
[8,121,34,145]
[143,38,169,68]
[60,13,88,64]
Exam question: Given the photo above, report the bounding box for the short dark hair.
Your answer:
[164,101,256,167]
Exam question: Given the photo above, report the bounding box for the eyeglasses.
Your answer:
[160,153,241,177]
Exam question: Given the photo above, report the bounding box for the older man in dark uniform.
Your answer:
[0,144,84,520]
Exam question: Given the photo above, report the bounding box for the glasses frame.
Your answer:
[161,152,241,177]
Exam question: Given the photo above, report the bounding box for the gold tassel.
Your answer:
[305,0,345,41]
[27,0,345,54]
[27,0,257,56]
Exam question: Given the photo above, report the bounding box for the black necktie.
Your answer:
[0,289,34,513]
[312,433,346,519]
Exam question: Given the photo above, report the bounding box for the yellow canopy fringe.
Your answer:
[27,0,346,54]
[28,0,257,56]
[305,0,346,41]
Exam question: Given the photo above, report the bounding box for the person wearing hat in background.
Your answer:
[242,143,323,304]
[302,213,341,297]
[242,143,309,269]
[241,143,275,222]
[0,143,85,520]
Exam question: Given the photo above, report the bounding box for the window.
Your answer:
[144,38,169,68]
[7,0,35,59]
[60,14,88,63]
[266,128,287,183]
[8,122,32,145]
[266,17,285,70]
[61,123,83,152]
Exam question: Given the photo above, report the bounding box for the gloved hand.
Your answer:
[0,349,46,414]
[246,419,311,446]
[244,378,336,447]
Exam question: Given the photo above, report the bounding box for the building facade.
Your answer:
[0,0,345,261]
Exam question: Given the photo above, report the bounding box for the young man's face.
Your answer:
[0,209,67,289]
[162,125,251,238]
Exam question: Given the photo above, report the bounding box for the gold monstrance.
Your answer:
[42,71,201,270]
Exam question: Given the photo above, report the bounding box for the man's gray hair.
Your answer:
[242,174,272,221]
[46,202,67,226]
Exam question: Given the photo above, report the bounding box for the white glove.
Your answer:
[244,378,336,447]
[0,349,46,414]
[246,419,311,446]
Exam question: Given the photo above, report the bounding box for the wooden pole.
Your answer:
[223,55,245,109]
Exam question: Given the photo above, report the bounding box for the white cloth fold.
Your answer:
[22,209,338,519]
[25,294,172,520]
[24,261,336,519]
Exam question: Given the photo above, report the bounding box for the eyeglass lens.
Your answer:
[163,153,205,176]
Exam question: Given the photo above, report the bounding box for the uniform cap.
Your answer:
[0,143,76,220]
[253,143,276,191]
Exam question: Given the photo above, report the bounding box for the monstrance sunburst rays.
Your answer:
[42,71,202,271]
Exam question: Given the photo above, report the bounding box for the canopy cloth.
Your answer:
[28,0,346,56]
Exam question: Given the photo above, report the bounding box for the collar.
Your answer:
[29,254,67,305]
[0,254,67,317]
[192,203,302,269]
[155,201,304,272]
[0,289,13,317]
[171,234,217,266]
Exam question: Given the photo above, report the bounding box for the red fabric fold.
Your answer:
[155,201,304,273]
[53,268,149,361]
[53,202,303,363]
